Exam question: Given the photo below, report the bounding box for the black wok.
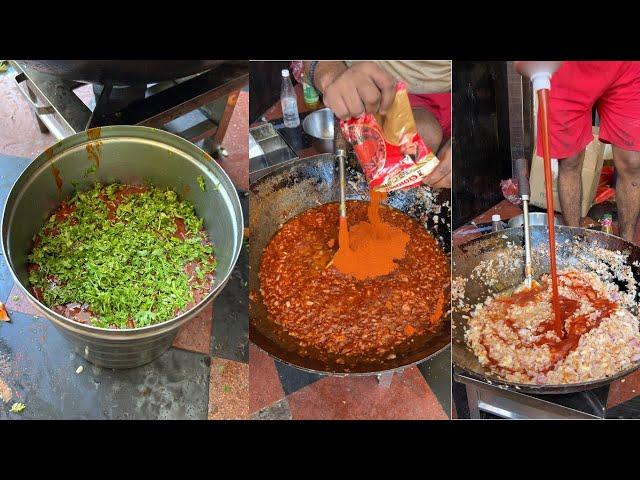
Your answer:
[453,226,640,394]
[19,60,224,85]
[249,154,451,375]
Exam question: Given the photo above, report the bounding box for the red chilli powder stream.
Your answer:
[333,190,409,280]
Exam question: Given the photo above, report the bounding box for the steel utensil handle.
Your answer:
[514,157,534,287]
[334,123,348,218]
[514,157,531,198]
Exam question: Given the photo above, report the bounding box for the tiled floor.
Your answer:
[250,343,450,420]
[452,199,640,419]
[0,66,249,420]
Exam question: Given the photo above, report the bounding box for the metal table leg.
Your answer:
[465,383,482,419]
[376,371,395,388]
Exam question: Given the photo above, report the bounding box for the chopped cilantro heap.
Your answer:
[28,183,216,329]
[197,175,206,192]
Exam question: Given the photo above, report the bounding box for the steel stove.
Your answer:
[10,60,248,159]
[454,365,611,419]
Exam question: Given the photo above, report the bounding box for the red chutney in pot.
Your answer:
[258,199,449,366]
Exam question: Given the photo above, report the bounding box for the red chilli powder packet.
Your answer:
[340,82,439,192]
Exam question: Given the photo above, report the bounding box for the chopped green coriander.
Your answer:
[12,295,20,303]
[10,402,26,413]
[197,175,206,192]
[28,183,217,329]
[83,163,97,177]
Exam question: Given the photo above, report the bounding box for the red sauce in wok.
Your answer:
[259,200,449,367]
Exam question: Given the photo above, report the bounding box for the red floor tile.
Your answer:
[4,284,44,317]
[208,357,249,420]
[172,303,213,355]
[607,370,640,409]
[249,343,285,413]
[220,89,248,191]
[286,366,448,420]
[0,72,56,158]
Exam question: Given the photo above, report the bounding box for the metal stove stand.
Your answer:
[454,369,610,419]
[10,61,248,155]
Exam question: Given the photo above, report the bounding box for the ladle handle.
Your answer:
[515,157,530,198]
[334,121,348,218]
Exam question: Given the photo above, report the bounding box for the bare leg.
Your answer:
[557,150,585,227]
[412,107,443,152]
[612,146,640,242]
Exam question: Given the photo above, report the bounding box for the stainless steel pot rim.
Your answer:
[1,125,243,335]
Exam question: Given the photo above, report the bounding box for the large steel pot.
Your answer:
[18,60,224,85]
[249,154,451,375]
[453,226,640,394]
[1,126,243,368]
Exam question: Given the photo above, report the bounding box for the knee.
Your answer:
[615,150,640,177]
[420,122,442,153]
[414,109,443,152]
[558,156,582,173]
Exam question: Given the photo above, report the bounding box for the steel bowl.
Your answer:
[302,108,335,153]
[1,126,243,368]
[508,212,564,228]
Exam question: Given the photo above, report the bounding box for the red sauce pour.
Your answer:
[86,142,102,169]
[480,272,617,375]
[51,166,63,196]
[538,88,562,336]
[86,127,101,140]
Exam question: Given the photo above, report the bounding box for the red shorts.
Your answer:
[408,92,452,139]
[537,61,640,159]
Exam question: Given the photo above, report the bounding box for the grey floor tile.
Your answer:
[211,238,248,363]
[417,346,451,417]
[274,360,324,396]
[251,398,292,420]
[0,312,210,420]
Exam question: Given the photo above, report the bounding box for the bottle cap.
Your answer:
[491,214,501,222]
[281,69,290,77]
[531,72,551,92]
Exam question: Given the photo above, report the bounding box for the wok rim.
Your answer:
[1,125,243,336]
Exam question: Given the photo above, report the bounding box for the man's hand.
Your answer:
[320,62,396,120]
[424,138,452,188]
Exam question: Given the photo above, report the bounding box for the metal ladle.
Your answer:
[334,125,348,220]
[325,123,348,270]
[515,156,534,288]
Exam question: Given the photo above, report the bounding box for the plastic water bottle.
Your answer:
[492,214,504,232]
[281,69,300,128]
